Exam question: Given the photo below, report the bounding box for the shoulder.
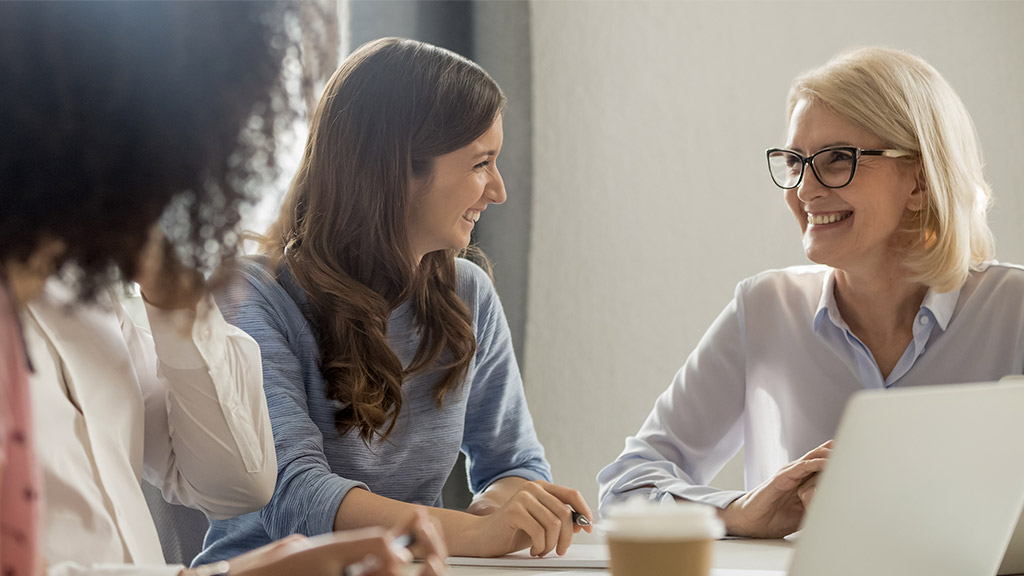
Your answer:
[454,257,498,309]
[947,262,1024,339]
[455,257,493,289]
[736,264,829,301]
[452,258,508,344]
[223,254,279,290]
[971,261,1024,284]
[962,261,1024,300]
[214,254,301,322]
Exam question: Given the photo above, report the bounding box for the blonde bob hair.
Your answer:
[787,46,994,292]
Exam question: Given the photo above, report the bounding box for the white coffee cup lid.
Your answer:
[600,498,725,541]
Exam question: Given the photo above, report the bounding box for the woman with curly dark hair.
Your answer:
[0,4,445,576]
[196,37,593,565]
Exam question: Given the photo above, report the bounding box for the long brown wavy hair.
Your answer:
[262,38,506,444]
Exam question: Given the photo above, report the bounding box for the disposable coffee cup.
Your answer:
[601,499,725,576]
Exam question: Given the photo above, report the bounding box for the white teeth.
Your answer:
[464,211,480,223]
[807,212,851,225]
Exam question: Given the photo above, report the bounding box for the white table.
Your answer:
[448,540,794,575]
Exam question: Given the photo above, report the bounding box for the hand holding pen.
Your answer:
[464,478,594,558]
[331,510,448,576]
[342,533,415,576]
[571,509,592,528]
[344,528,444,576]
[399,509,448,576]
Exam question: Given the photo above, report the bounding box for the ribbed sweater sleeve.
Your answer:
[456,260,552,492]
[215,263,366,539]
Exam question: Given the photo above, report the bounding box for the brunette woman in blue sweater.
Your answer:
[197,37,592,565]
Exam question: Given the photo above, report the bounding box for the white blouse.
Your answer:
[598,262,1024,513]
[26,280,275,576]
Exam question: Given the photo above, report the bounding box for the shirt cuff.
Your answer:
[307,477,370,536]
[653,483,746,510]
[482,467,551,491]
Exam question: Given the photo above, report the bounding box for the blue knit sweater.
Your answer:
[195,256,551,564]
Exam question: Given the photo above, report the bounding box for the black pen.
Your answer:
[571,509,591,527]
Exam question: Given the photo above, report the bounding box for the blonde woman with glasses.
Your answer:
[599,47,1024,538]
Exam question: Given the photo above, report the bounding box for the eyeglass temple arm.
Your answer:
[861,149,913,159]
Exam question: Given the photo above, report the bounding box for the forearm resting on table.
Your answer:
[667,492,747,536]
[333,487,481,556]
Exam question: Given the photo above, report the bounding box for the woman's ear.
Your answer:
[409,170,434,200]
[905,163,928,212]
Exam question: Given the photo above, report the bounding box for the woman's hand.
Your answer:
[719,440,832,538]
[3,237,65,306]
[134,225,204,311]
[463,479,593,558]
[188,510,448,576]
[397,508,448,575]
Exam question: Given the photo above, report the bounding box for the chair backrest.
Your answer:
[142,480,210,567]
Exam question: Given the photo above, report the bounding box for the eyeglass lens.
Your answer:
[768,148,856,189]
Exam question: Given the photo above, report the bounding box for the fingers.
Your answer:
[719,445,833,539]
[522,494,560,556]
[338,534,405,576]
[255,533,306,553]
[498,490,554,556]
[797,473,819,510]
[393,509,447,562]
[770,440,832,493]
[772,457,827,492]
[524,496,563,556]
[799,440,834,462]
[509,481,592,557]
[133,224,205,310]
[267,534,311,559]
[478,480,593,557]
[525,485,576,555]
[416,556,449,576]
[418,515,448,562]
[224,533,310,573]
[230,530,408,576]
[313,529,402,575]
[534,480,594,532]
[133,224,164,283]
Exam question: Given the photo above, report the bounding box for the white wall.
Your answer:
[525,0,1024,532]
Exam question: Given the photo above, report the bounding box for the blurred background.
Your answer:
[244,0,1024,539]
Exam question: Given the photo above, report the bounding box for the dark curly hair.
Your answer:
[0,1,297,295]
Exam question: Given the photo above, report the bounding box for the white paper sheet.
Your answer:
[446,543,609,568]
[501,565,782,569]
[446,544,786,575]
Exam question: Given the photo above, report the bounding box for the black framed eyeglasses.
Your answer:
[766,146,913,190]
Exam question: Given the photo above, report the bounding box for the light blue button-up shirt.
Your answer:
[598,262,1024,514]
[813,268,957,390]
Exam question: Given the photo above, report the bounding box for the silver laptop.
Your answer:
[788,381,1024,576]
[1001,513,1024,576]
[997,376,1024,576]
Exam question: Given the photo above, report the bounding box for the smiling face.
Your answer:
[407,116,506,262]
[784,99,924,277]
